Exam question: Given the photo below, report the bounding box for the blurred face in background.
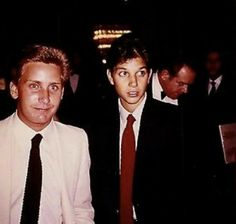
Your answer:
[160,65,196,99]
[205,51,222,80]
[0,77,6,90]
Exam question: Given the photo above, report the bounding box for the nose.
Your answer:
[39,89,50,104]
[129,75,138,87]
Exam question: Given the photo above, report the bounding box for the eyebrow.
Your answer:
[26,80,62,85]
[115,66,148,70]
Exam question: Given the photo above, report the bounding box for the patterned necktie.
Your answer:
[20,133,43,224]
[120,114,136,224]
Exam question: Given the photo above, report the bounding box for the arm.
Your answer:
[74,130,94,224]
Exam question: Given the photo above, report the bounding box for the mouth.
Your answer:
[34,107,52,111]
[128,91,138,97]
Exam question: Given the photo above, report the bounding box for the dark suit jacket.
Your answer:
[184,74,236,221]
[86,95,184,223]
[57,75,99,128]
[0,90,16,120]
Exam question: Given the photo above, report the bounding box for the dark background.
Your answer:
[1,0,236,73]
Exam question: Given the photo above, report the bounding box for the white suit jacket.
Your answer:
[0,113,94,224]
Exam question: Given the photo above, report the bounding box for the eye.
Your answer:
[49,84,60,91]
[29,83,40,90]
[137,69,147,77]
[118,71,128,77]
[177,81,185,87]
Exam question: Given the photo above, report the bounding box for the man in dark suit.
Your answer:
[185,47,236,221]
[87,33,184,224]
[148,57,198,212]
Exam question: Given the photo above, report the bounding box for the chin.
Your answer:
[35,115,52,123]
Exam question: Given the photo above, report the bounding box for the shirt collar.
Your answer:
[118,93,147,125]
[13,111,54,140]
[209,75,223,86]
[152,72,178,106]
[152,71,163,97]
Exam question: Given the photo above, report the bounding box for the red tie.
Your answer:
[120,114,136,224]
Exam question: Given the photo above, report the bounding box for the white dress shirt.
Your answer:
[11,113,63,223]
[118,93,147,220]
[118,93,147,158]
[208,75,222,95]
[152,72,178,106]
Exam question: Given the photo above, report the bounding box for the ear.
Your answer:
[148,69,153,83]
[61,87,64,100]
[159,69,170,81]
[106,69,114,85]
[9,81,19,99]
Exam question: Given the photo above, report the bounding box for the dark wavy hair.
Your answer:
[106,33,151,72]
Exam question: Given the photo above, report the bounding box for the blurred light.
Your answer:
[93,25,132,62]
[98,44,111,49]
[93,29,131,41]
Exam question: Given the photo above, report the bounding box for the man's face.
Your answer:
[107,57,151,112]
[161,65,195,99]
[205,52,222,79]
[10,62,64,131]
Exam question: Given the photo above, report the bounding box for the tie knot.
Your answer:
[211,81,216,86]
[161,91,166,100]
[127,114,136,125]
[31,134,43,146]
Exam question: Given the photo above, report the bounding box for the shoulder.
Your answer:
[0,114,14,132]
[53,121,90,160]
[142,97,181,127]
[144,96,180,115]
[53,120,88,142]
[0,114,15,144]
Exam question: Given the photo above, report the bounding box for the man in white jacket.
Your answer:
[0,44,94,224]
